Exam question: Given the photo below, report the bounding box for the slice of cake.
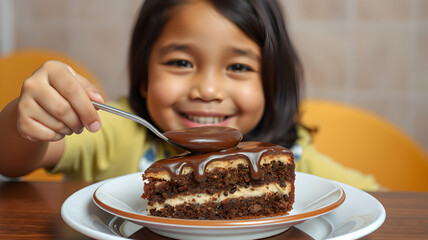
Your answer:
[142,141,295,220]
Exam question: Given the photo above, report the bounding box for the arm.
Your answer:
[0,61,104,177]
[0,98,58,176]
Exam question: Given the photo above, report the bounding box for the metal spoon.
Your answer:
[92,101,242,153]
[92,101,186,151]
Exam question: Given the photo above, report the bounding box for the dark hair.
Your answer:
[129,0,302,148]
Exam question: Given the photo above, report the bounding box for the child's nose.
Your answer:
[189,70,225,102]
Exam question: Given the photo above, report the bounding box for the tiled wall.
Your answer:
[10,0,428,153]
[283,0,428,153]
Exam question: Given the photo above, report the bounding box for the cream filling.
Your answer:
[148,182,292,211]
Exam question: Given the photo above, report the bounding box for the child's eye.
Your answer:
[227,64,253,72]
[165,59,193,68]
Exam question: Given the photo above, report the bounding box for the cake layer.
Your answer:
[148,192,294,220]
[148,182,292,211]
[144,160,294,205]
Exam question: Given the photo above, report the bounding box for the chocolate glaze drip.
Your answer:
[163,126,243,153]
[145,141,293,182]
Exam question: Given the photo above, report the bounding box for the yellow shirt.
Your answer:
[51,98,379,191]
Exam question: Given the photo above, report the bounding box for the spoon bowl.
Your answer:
[164,126,243,153]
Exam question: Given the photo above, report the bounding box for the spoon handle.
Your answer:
[91,101,168,142]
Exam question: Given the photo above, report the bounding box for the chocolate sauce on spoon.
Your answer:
[164,126,243,153]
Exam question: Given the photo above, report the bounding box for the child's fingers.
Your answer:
[29,82,84,134]
[17,111,65,142]
[28,99,75,136]
[20,68,85,134]
[19,60,101,136]
[17,95,75,141]
[46,63,102,133]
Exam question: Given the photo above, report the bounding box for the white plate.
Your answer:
[62,172,385,240]
[92,172,344,239]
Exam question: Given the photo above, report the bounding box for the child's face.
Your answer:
[144,1,264,135]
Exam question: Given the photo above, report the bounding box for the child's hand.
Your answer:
[16,60,104,142]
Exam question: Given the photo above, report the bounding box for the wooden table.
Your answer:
[0,180,427,240]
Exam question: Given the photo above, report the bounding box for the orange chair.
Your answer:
[0,49,107,181]
[300,98,428,191]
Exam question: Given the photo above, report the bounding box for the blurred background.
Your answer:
[1,0,427,153]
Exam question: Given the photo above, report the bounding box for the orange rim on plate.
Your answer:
[93,184,346,227]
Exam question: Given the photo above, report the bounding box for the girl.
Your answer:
[0,0,379,190]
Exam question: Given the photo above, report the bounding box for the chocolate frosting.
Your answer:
[145,141,293,182]
[163,126,243,153]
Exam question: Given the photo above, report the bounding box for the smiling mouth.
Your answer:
[181,113,229,124]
